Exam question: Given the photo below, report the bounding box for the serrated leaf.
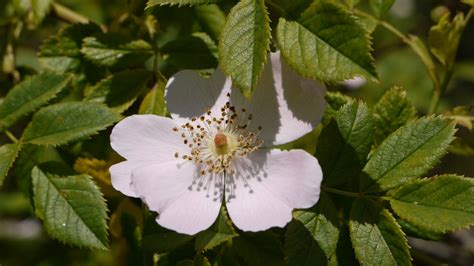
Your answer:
[22,102,120,146]
[316,101,374,187]
[219,0,270,96]
[372,86,416,145]
[195,207,238,251]
[390,175,474,233]
[146,0,216,8]
[397,219,443,241]
[31,167,108,249]
[285,192,339,265]
[0,72,71,131]
[85,69,152,113]
[161,34,217,69]
[233,232,285,266]
[429,12,466,69]
[0,143,21,186]
[38,23,101,72]
[139,73,168,116]
[360,116,456,192]
[81,33,153,68]
[195,4,226,41]
[142,214,194,253]
[349,198,411,266]
[369,0,394,17]
[276,1,377,83]
[322,92,352,125]
[193,254,211,266]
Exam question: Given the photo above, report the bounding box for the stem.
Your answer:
[51,3,107,31]
[5,130,18,143]
[321,185,362,198]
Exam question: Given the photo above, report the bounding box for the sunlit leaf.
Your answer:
[139,73,168,116]
[0,72,71,131]
[349,198,411,265]
[22,102,121,146]
[361,116,456,192]
[276,1,377,83]
[219,0,270,96]
[0,143,21,186]
[391,175,474,233]
[285,192,339,265]
[146,0,216,8]
[32,167,108,249]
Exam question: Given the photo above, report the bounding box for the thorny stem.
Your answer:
[51,3,107,31]
[5,130,18,143]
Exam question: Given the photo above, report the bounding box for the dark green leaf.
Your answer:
[195,207,238,252]
[372,86,416,145]
[316,101,374,187]
[22,102,121,146]
[161,34,217,69]
[81,33,153,68]
[397,219,443,241]
[349,198,411,266]
[32,167,108,249]
[0,72,71,131]
[276,1,378,83]
[139,73,168,116]
[360,116,456,192]
[38,23,102,72]
[285,192,339,265]
[0,143,21,186]
[85,69,152,113]
[142,214,194,253]
[195,4,226,41]
[219,0,270,96]
[147,0,216,7]
[390,175,474,233]
[233,231,285,266]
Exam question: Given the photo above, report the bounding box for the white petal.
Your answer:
[165,69,234,124]
[225,149,322,232]
[240,51,326,146]
[109,161,148,197]
[131,161,223,235]
[110,115,188,162]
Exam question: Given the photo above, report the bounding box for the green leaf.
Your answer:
[462,0,474,6]
[322,91,351,125]
[31,167,108,249]
[139,73,168,116]
[219,0,270,96]
[397,219,443,241]
[372,86,416,145]
[285,192,339,265]
[360,116,456,192]
[28,0,52,27]
[146,0,216,8]
[142,214,194,253]
[316,101,374,187]
[81,33,153,68]
[22,102,121,146]
[0,72,71,131]
[195,4,226,41]
[390,175,474,233]
[429,12,466,69]
[193,254,211,266]
[233,232,285,266]
[195,207,238,251]
[276,1,378,83]
[161,34,217,69]
[85,69,152,113]
[38,23,102,72]
[369,0,394,17]
[0,143,21,186]
[349,198,411,266]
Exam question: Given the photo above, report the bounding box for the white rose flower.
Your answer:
[109,52,326,235]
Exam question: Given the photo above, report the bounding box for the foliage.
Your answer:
[1,0,474,265]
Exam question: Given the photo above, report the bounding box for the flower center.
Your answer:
[172,93,263,176]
